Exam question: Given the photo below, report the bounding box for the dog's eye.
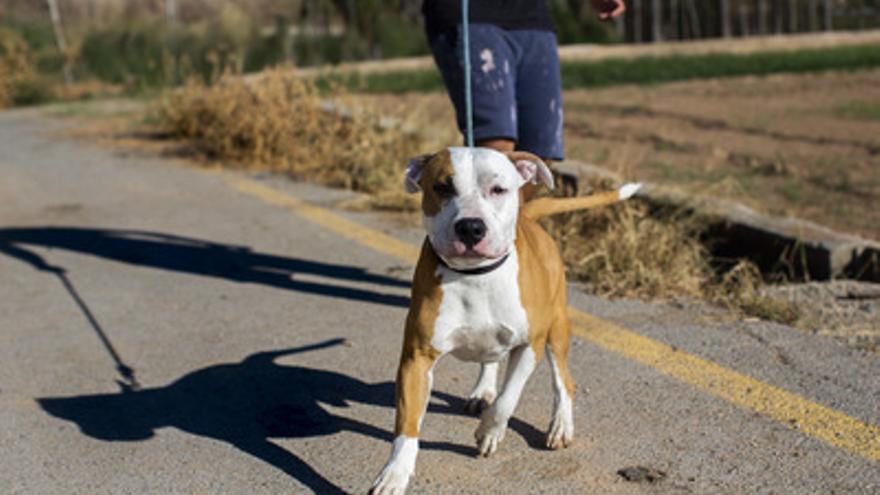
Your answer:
[490,185,508,195]
[433,182,456,198]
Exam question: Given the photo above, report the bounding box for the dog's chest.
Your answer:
[430,254,529,362]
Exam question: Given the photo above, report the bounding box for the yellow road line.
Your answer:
[569,310,880,462]
[228,178,420,264]
[226,176,880,462]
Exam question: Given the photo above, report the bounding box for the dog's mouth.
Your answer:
[428,229,511,267]
[450,240,499,259]
[433,239,509,269]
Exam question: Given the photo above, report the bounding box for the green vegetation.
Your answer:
[835,101,880,121]
[776,181,807,204]
[330,43,880,93]
[560,43,880,88]
[80,22,172,89]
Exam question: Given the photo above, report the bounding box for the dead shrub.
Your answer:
[155,67,422,194]
[0,28,39,108]
[544,188,799,324]
[709,260,800,325]
[545,200,709,299]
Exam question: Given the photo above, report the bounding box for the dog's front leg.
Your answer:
[370,347,438,495]
[475,344,540,456]
[464,362,498,414]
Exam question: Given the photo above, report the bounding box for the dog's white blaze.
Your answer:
[431,252,529,362]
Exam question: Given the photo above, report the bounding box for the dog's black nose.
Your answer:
[454,218,487,248]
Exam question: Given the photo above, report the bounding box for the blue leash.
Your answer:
[462,0,474,148]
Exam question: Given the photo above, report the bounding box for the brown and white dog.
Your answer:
[370,147,640,494]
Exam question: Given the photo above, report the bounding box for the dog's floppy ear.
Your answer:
[404,154,431,193]
[506,151,555,190]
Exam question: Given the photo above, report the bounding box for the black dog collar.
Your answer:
[435,250,511,276]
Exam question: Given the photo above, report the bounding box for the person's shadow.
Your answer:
[37,339,485,494]
[0,226,413,390]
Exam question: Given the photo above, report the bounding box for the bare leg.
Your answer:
[474,344,541,456]
[464,362,498,415]
[476,138,515,153]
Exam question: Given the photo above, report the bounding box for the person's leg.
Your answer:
[476,138,514,153]
[430,26,547,201]
[512,30,563,162]
[511,30,565,199]
[429,24,519,150]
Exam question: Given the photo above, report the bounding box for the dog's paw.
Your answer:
[474,412,507,457]
[370,437,416,495]
[545,414,574,450]
[463,390,495,415]
[369,466,411,495]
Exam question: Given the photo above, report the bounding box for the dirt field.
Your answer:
[358,69,880,240]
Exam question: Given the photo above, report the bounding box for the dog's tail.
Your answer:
[522,183,642,219]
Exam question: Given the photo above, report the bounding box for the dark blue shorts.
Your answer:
[430,24,564,161]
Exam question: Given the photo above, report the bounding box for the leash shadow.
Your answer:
[37,339,475,494]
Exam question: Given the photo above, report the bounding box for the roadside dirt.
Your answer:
[763,281,880,352]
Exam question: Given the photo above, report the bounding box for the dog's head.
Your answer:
[405,147,553,270]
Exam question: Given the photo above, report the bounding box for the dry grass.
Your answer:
[0,28,122,108]
[547,201,707,299]
[155,67,423,195]
[543,185,798,324]
[51,80,125,102]
[710,259,800,325]
[0,28,38,108]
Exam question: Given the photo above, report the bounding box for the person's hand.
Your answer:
[592,0,626,20]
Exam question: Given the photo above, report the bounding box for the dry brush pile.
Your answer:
[544,193,798,324]
[156,68,421,195]
[153,72,797,325]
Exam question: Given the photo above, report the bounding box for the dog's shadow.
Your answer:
[37,339,546,493]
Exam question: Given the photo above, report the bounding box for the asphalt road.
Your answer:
[1,108,878,494]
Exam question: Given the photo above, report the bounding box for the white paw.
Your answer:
[546,414,574,450]
[463,390,495,415]
[370,436,417,495]
[474,411,507,457]
[369,465,411,495]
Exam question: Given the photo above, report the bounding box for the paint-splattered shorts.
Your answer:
[430,23,564,160]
